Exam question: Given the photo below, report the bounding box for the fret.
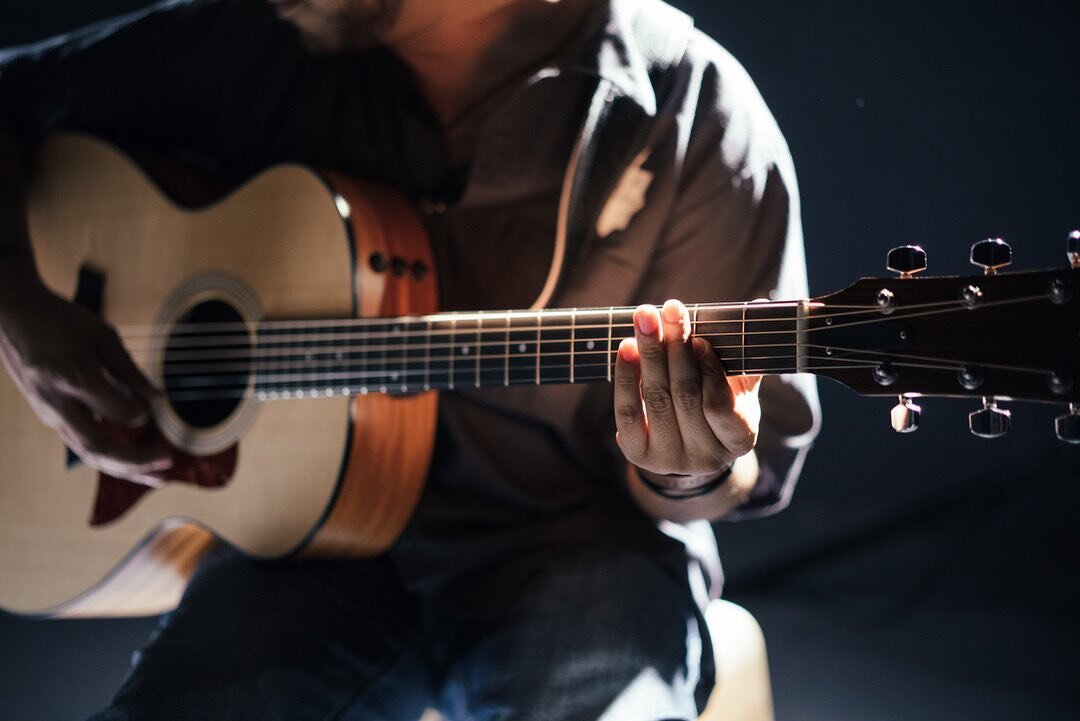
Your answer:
[452,315,479,389]
[355,319,373,394]
[502,313,511,387]
[247,300,804,402]
[424,318,432,391]
[695,303,799,374]
[256,323,302,397]
[322,321,351,395]
[606,307,614,382]
[694,305,746,370]
[402,318,427,393]
[477,312,505,388]
[539,311,572,385]
[534,315,541,385]
[429,316,454,390]
[573,310,612,384]
[569,309,576,384]
[508,314,540,386]
[740,305,747,376]
[744,302,799,374]
[253,324,276,397]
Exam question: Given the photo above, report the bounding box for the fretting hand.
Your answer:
[613,299,761,510]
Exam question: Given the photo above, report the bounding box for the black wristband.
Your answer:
[637,464,733,500]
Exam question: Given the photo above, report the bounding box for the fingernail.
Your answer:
[618,338,638,362]
[662,301,682,323]
[634,308,657,336]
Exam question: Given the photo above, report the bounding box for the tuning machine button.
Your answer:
[886,245,927,279]
[1068,230,1079,269]
[1055,404,1080,444]
[970,238,1012,275]
[891,395,921,433]
[969,397,1010,438]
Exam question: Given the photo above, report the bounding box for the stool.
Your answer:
[419,599,774,721]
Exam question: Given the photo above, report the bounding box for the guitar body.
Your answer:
[0,135,438,617]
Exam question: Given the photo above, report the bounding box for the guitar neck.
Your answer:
[237,301,810,400]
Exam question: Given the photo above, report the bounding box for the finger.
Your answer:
[613,337,647,463]
[633,304,680,457]
[695,337,753,456]
[728,372,763,397]
[58,400,172,479]
[63,361,149,427]
[97,326,161,404]
[662,300,725,469]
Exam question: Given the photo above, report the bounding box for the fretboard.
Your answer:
[242,302,807,400]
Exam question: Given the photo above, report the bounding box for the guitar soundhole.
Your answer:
[163,299,250,429]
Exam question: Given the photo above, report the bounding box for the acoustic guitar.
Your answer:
[1,134,1077,618]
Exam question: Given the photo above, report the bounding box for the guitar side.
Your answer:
[0,135,437,617]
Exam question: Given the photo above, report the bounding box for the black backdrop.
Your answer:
[1,1,1078,719]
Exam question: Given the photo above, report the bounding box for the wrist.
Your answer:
[634,464,733,500]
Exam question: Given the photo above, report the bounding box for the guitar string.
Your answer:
[153,339,1057,391]
[158,357,957,402]
[118,293,1049,363]
[113,294,998,348]
[160,341,1058,393]
[164,351,839,389]
[111,300,885,338]
[137,294,1054,376]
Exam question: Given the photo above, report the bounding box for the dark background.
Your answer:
[1,1,1078,719]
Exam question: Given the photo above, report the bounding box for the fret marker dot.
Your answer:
[400,385,408,393]
[343,387,351,396]
[324,388,333,397]
[518,343,527,353]
[360,387,369,395]
[462,346,470,355]
[586,340,595,350]
[390,371,399,381]
[394,326,402,334]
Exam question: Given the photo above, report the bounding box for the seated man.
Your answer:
[0,0,819,719]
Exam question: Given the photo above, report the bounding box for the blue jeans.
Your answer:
[89,542,712,721]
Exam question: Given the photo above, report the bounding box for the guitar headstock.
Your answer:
[807,235,1080,442]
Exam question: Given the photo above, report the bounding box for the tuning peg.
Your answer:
[1055,403,1080,444]
[969,397,1010,438]
[886,245,927,278]
[1068,230,1079,269]
[970,238,1012,275]
[890,395,921,433]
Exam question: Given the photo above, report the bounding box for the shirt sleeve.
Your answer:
[636,33,821,518]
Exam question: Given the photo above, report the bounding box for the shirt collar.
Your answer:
[559,0,693,117]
